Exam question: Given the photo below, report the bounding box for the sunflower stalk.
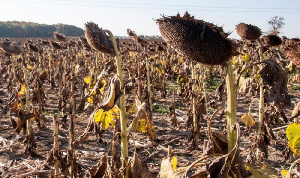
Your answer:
[53,115,60,177]
[146,58,153,120]
[22,54,34,155]
[11,55,17,78]
[226,61,237,152]
[191,62,198,147]
[137,56,142,98]
[38,53,43,74]
[104,30,129,178]
[49,52,55,90]
[68,46,76,178]
[256,45,265,162]
[95,53,100,77]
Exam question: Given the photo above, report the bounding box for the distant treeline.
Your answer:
[0,21,84,37]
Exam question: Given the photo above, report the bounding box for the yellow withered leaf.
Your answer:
[245,163,278,177]
[84,75,92,85]
[171,156,177,171]
[127,99,138,115]
[94,107,119,130]
[131,118,148,133]
[156,67,164,74]
[178,58,184,63]
[129,51,138,57]
[231,56,239,65]
[129,97,156,139]
[241,53,250,62]
[27,65,34,71]
[56,59,62,66]
[87,96,93,103]
[17,84,26,98]
[241,112,255,127]
[177,76,186,84]
[160,59,164,65]
[130,103,157,140]
[281,169,288,176]
[100,79,107,94]
[286,123,300,156]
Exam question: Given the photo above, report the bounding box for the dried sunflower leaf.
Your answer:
[17,84,26,98]
[286,123,300,156]
[94,107,119,130]
[241,113,255,127]
[129,102,156,140]
[207,123,248,177]
[89,155,107,178]
[131,152,152,178]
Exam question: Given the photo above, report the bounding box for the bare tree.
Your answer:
[268,16,285,35]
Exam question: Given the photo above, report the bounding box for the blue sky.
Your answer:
[1,0,299,39]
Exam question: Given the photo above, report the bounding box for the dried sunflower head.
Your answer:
[263,35,282,46]
[79,36,91,51]
[156,12,236,65]
[1,41,22,54]
[28,43,39,52]
[127,29,136,37]
[53,32,67,42]
[236,23,261,41]
[260,59,290,106]
[85,22,116,56]
[283,42,300,68]
[49,40,62,50]
[41,40,49,45]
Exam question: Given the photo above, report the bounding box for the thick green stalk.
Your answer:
[226,61,237,152]
[105,30,128,178]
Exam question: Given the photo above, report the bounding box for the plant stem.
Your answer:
[11,55,16,78]
[256,46,265,162]
[53,115,59,177]
[105,30,129,178]
[69,50,76,178]
[23,54,32,139]
[137,56,141,98]
[146,59,153,120]
[95,53,99,77]
[171,88,177,127]
[191,63,198,147]
[226,61,237,152]
[38,53,43,73]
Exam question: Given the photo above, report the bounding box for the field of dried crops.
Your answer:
[0,15,300,178]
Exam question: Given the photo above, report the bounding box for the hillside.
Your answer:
[0,21,84,37]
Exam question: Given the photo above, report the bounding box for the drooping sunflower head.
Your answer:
[156,12,236,65]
